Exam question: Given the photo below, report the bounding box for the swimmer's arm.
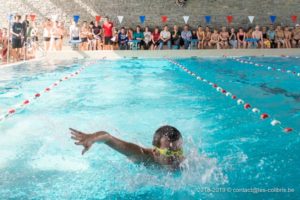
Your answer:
[70,128,154,163]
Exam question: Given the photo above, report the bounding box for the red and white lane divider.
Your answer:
[280,55,300,59]
[230,56,300,78]
[166,57,295,134]
[0,61,97,123]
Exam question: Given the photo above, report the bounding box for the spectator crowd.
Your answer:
[1,14,300,64]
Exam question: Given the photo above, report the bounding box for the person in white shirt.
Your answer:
[143,26,152,50]
[159,25,171,50]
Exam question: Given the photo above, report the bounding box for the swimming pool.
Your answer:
[0,56,299,199]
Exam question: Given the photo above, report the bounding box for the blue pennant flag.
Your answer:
[205,16,211,24]
[73,15,80,23]
[7,14,13,22]
[270,15,277,23]
[139,16,145,24]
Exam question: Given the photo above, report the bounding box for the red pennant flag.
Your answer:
[30,14,36,21]
[161,15,168,23]
[227,15,233,24]
[95,15,101,22]
[291,15,297,23]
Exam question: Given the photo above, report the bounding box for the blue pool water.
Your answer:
[0,57,299,199]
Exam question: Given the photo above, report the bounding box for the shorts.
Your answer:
[81,38,88,43]
[153,41,160,46]
[44,37,51,42]
[12,38,22,49]
[72,37,80,41]
[104,36,112,45]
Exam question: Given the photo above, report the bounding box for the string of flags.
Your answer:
[7,13,299,25]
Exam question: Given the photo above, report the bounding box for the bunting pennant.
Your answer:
[248,16,255,23]
[291,15,297,23]
[161,15,168,23]
[205,16,211,24]
[95,15,101,22]
[139,15,145,24]
[73,15,80,23]
[227,15,233,24]
[270,15,277,23]
[30,14,36,21]
[183,16,189,24]
[7,14,13,22]
[117,16,124,24]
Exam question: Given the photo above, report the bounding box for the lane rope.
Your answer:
[0,60,97,123]
[229,56,300,78]
[165,57,295,134]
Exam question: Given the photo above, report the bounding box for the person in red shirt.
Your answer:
[151,27,160,50]
[102,16,113,50]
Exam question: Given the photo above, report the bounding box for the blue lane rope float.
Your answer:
[0,61,97,123]
[230,57,300,78]
[165,57,295,134]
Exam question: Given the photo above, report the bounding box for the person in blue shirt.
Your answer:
[181,25,192,49]
[133,25,145,49]
[118,27,128,50]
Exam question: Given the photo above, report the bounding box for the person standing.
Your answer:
[11,15,24,61]
[102,16,113,50]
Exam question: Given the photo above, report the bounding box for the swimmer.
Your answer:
[69,125,184,170]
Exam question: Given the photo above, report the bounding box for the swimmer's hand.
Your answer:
[70,128,109,155]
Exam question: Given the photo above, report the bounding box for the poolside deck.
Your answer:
[43,49,300,60]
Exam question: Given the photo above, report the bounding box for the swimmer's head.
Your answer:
[152,125,182,149]
[152,125,183,167]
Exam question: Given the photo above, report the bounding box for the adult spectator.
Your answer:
[171,25,181,49]
[219,26,229,49]
[102,16,114,50]
[159,25,171,50]
[181,25,192,49]
[151,27,160,50]
[143,26,152,50]
[292,24,300,48]
[11,15,24,61]
[133,25,145,49]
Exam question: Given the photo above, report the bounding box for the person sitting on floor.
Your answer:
[69,125,184,170]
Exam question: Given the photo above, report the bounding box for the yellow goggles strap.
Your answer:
[155,147,183,157]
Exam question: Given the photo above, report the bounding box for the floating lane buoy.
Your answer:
[252,108,260,113]
[260,113,269,119]
[8,109,15,114]
[35,93,41,98]
[45,88,50,92]
[237,99,244,105]
[284,128,293,133]
[244,103,251,109]
[232,95,237,99]
[23,100,30,105]
[271,120,281,126]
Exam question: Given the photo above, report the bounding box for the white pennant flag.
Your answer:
[248,16,255,23]
[117,16,124,24]
[183,16,189,24]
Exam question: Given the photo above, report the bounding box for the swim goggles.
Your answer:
[154,147,183,157]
